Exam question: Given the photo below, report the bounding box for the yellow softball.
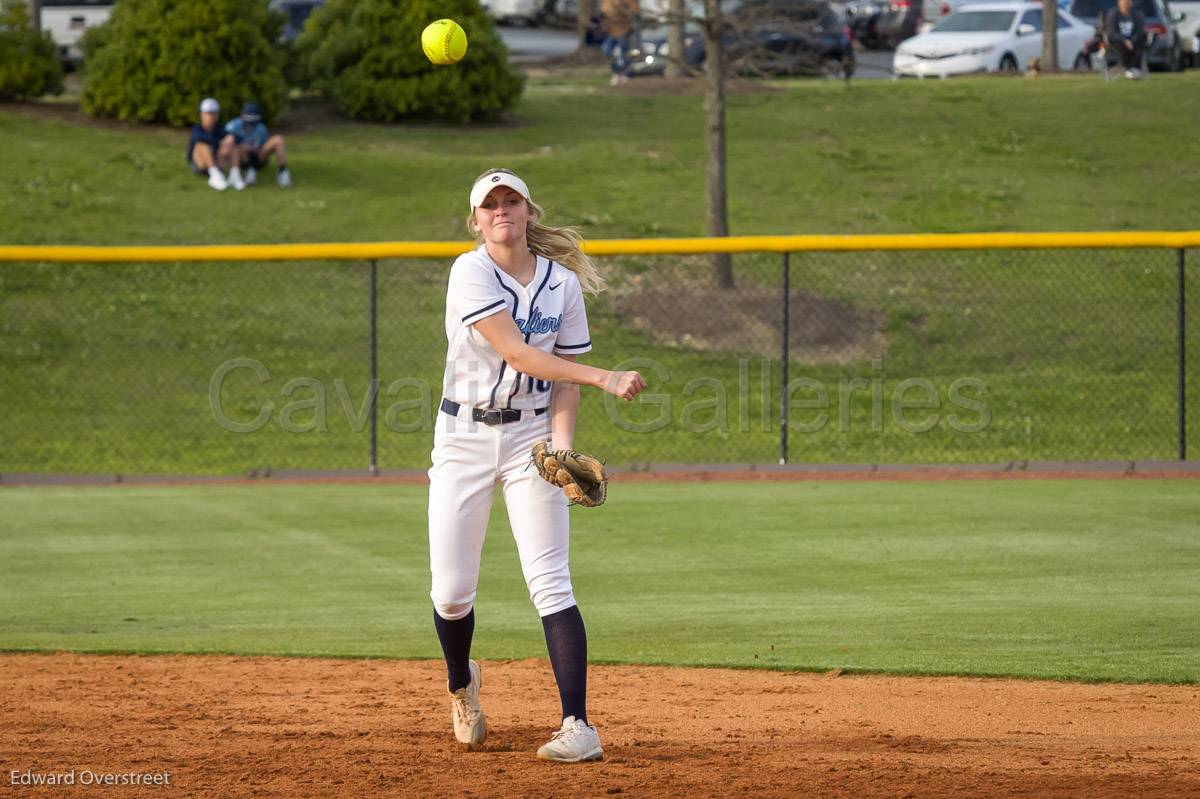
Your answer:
[421,19,468,65]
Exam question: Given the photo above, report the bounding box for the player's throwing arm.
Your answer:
[424,168,644,763]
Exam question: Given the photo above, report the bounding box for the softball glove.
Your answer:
[531,441,609,508]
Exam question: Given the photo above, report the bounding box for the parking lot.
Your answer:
[499,23,897,76]
[497,24,578,62]
[496,0,1198,80]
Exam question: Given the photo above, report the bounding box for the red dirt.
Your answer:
[2,654,1197,798]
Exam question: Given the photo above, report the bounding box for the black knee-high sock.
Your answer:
[434,607,475,692]
[541,604,588,724]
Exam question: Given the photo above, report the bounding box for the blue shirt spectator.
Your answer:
[225,116,269,148]
[225,101,292,188]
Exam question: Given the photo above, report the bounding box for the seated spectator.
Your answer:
[223,101,292,189]
[1104,0,1147,78]
[187,98,236,191]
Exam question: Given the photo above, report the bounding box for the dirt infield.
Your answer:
[3,655,1197,798]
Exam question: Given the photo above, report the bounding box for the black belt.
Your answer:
[440,397,547,426]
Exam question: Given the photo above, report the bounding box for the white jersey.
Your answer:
[441,245,592,410]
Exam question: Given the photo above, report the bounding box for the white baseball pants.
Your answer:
[428,404,575,621]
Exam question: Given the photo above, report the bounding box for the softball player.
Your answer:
[429,168,645,762]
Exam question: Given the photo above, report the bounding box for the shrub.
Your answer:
[81,0,286,126]
[296,0,523,123]
[0,1,64,101]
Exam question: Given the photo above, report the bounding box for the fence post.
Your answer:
[1179,248,1187,461]
[369,259,379,476]
[780,252,790,465]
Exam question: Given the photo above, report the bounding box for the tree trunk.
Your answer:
[1041,0,1058,72]
[577,0,596,50]
[30,0,43,31]
[665,0,687,77]
[703,0,735,289]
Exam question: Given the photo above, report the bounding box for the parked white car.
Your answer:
[919,0,982,33]
[893,2,1093,76]
[1169,0,1200,64]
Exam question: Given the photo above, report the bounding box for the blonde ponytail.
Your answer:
[524,201,605,295]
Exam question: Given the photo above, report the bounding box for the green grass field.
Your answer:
[1,480,1197,683]
[2,74,1198,473]
[6,75,1200,242]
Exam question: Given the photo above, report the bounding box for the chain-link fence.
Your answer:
[0,242,1194,475]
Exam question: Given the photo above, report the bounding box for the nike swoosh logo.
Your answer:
[548,281,564,291]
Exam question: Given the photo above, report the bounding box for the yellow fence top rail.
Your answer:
[2,231,1200,263]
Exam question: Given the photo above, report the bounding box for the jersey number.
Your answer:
[526,377,552,393]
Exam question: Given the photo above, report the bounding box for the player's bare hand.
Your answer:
[607,370,646,401]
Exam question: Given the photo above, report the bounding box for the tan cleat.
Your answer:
[449,659,486,750]
[536,716,603,763]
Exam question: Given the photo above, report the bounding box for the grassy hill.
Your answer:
[2,74,1198,473]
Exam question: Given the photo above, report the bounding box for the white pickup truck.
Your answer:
[1172,0,1200,64]
[36,0,114,65]
[31,0,327,65]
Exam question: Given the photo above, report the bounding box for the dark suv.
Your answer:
[845,0,887,49]
[1069,0,1186,70]
[873,0,926,48]
[626,0,855,78]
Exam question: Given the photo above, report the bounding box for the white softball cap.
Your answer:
[199,97,220,114]
[470,170,532,209]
